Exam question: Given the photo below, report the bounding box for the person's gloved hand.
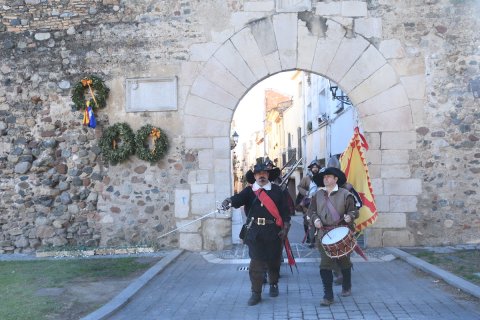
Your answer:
[344,215,352,223]
[278,227,288,240]
[314,218,322,229]
[278,223,290,239]
[283,222,291,235]
[221,198,231,210]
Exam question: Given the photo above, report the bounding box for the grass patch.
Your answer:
[0,257,159,320]
[410,249,480,286]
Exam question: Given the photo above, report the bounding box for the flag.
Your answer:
[82,107,90,126]
[87,106,96,128]
[82,101,96,128]
[340,127,377,232]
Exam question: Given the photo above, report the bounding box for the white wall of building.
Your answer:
[303,73,356,167]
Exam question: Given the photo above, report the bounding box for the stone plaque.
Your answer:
[126,77,177,112]
[276,0,311,12]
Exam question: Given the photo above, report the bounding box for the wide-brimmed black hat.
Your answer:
[245,164,280,184]
[312,167,346,187]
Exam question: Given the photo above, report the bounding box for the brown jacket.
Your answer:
[297,175,313,197]
[306,187,358,238]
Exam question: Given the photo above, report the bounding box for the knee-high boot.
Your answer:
[320,269,334,304]
[248,259,264,305]
[341,267,352,296]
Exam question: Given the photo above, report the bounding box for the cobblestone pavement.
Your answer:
[107,246,480,320]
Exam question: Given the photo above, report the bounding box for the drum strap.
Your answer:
[324,193,341,223]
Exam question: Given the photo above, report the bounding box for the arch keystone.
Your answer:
[273,13,298,70]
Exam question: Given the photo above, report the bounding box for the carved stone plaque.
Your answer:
[276,0,311,12]
[126,77,177,112]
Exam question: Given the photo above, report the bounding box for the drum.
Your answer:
[321,226,356,258]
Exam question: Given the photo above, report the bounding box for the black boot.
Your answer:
[333,269,343,285]
[269,284,279,297]
[248,292,261,306]
[320,269,334,306]
[341,267,352,296]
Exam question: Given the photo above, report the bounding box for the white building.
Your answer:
[300,72,357,168]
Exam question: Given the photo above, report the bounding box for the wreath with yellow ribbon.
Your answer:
[71,75,110,111]
[99,123,135,164]
[134,124,169,162]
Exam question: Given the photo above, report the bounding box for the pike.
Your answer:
[157,203,226,239]
[278,156,296,172]
[279,157,303,189]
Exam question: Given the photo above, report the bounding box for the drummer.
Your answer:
[306,167,359,306]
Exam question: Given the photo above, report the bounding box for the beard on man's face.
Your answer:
[255,172,269,184]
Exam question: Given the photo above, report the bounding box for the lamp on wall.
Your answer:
[230,131,239,150]
[328,80,352,106]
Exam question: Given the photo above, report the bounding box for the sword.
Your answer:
[157,202,228,239]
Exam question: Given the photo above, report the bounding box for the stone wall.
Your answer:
[0,0,479,253]
[365,0,480,246]
[0,0,215,253]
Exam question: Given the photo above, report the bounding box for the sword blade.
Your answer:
[157,209,222,239]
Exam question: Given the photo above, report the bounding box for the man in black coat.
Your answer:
[222,163,291,306]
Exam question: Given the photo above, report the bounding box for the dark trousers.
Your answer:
[249,258,281,293]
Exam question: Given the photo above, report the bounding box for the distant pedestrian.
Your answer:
[307,167,359,306]
[222,163,291,306]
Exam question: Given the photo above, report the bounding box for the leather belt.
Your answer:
[252,217,275,225]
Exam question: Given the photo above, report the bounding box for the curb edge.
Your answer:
[81,249,184,320]
[387,247,480,299]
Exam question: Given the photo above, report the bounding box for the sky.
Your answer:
[232,71,298,150]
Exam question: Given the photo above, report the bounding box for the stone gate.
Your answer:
[0,1,478,253]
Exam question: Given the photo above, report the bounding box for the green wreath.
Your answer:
[134,125,169,162]
[71,75,110,111]
[99,123,135,164]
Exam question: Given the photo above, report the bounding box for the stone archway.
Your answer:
[179,12,422,251]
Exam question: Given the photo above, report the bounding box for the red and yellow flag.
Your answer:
[340,127,377,232]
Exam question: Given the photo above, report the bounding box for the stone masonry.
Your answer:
[0,0,478,253]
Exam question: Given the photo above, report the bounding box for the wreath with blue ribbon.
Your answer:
[71,75,109,111]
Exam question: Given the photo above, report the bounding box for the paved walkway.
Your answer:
[80,216,479,320]
[100,248,479,320]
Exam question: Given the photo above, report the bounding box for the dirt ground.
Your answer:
[36,256,162,320]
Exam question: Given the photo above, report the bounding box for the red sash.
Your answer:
[254,188,283,227]
[254,188,297,268]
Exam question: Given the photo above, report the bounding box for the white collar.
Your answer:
[320,185,338,194]
[252,181,272,191]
